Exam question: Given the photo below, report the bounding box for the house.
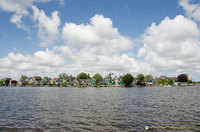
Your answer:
[78,79,90,86]
[103,76,114,86]
[10,80,18,86]
[33,76,42,82]
[118,76,124,86]
[145,78,157,86]
[73,79,79,86]
[57,76,75,87]
[188,78,192,81]
[18,77,29,86]
[114,76,120,86]
[168,77,178,81]
[3,78,12,86]
[50,78,58,85]
[64,77,75,87]
[32,76,42,86]
[98,79,104,86]
[41,77,51,86]
[18,80,29,86]
[89,78,96,86]
[159,76,168,80]
[28,77,33,84]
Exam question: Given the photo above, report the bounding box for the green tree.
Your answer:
[188,80,193,84]
[20,75,28,81]
[158,79,167,86]
[178,74,188,82]
[168,79,174,86]
[59,73,68,79]
[136,74,145,85]
[0,80,3,86]
[52,81,56,86]
[87,73,91,79]
[43,76,49,80]
[41,80,47,86]
[145,74,153,82]
[4,79,10,86]
[77,72,90,80]
[92,73,103,84]
[122,74,134,87]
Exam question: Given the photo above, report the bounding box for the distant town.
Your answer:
[0,72,197,87]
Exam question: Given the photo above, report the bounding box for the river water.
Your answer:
[0,86,200,131]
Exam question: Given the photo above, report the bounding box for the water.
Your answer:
[0,86,200,131]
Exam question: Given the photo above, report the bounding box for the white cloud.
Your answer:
[138,15,200,77]
[0,0,49,31]
[179,0,200,21]
[0,14,150,79]
[0,0,62,40]
[33,49,65,66]
[62,14,132,51]
[32,6,61,47]
[2,12,200,80]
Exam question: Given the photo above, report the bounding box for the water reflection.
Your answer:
[0,86,200,131]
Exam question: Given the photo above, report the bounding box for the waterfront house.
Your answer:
[18,80,29,86]
[32,76,42,86]
[79,79,90,86]
[10,80,18,86]
[89,78,96,86]
[114,76,120,86]
[50,78,58,86]
[3,78,12,86]
[40,77,51,86]
[28,77,33,84]
[73,79,79,86]
[103,76,115,86]
[65,77,75,86]
[159,76,168,80]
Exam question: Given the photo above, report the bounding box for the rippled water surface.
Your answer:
[0,86,200,131]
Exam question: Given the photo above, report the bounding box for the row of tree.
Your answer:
[1,72,192,87]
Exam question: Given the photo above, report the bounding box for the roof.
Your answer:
[168,77,178,80]
[188,78,192,81]
[159,76,168,79]
[51,78,58,81]
[33,76,42,79]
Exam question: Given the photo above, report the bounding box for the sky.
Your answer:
[0,0,200,81]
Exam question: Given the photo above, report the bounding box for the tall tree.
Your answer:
[4,79,10,86]
[145,74,153,82]
[92,73,103,84]
[20,75,28,81]
[136,74,145,85]
[77,72,89,80]
[178,74,188,82]
[59,73,68,79]
[168,79,174,86]
[0,80,3,86]
[122,74,134,87]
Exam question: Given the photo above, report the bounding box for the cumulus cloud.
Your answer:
[0,49,66,79]
[179,0,200,21]
[62,14,133,52]
[32,6,61,47]
[0,0,49,31]
[138,15,200,76]
[0,0,62,40]
[0,14,150,79]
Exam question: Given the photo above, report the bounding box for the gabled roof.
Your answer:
[168,77,178,81]
[159,76,168,79]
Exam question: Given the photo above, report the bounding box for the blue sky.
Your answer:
[0,0,200,81]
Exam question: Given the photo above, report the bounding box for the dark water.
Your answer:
[0,86,200,132]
